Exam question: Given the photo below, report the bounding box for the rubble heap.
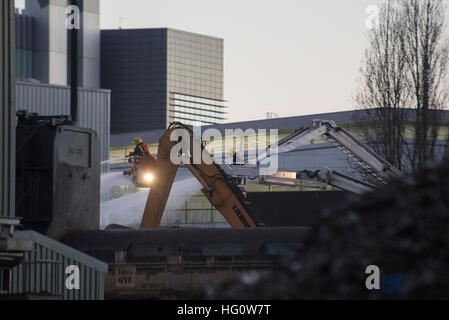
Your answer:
[208,166,449,299]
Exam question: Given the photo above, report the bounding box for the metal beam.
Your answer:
[0,0,15,220]
[70,0,79,125]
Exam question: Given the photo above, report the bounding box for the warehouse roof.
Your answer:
[111,109,449,147]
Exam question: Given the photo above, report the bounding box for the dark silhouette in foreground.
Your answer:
[205,166,449,299]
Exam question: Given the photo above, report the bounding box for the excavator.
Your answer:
[124,120,404,229]
[221,119,404,194]
[130,122,258,229]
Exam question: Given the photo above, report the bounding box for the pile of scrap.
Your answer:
[205,166,449,299]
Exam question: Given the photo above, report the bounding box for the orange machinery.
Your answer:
[126,122,258,229]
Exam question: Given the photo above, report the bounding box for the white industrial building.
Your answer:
[15,0,110,166]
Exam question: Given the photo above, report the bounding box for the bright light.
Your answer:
[144,173,154,182]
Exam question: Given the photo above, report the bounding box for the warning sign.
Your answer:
[115,265,136,289]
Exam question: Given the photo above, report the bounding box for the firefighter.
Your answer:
[133,137,150,157]
[232,148,243,165]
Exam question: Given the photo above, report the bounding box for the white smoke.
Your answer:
[100,172,202,229]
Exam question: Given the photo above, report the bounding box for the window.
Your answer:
[169,92,227,126]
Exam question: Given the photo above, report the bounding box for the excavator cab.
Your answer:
[123,153,157,188]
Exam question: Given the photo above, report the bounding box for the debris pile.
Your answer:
[207,166,449,299]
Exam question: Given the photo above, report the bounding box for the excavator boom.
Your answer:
[140,123,257,229]
[139,119,404,228]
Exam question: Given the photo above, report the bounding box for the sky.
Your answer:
[99,0,385,123]
[15,0,448,123]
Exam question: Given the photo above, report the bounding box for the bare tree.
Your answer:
[401,0,449,170]
[355,0,449,173]
[355,1,408,171]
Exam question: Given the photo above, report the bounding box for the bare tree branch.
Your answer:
[355,0,449,173]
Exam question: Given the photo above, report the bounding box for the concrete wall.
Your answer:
[47,126,101,239]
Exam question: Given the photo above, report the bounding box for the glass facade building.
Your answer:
[101,28,226,134]
[167,29,226,126]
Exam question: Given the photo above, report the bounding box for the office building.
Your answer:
[101,28,226,134]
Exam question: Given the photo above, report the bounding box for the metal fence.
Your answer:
[2,231,108,300]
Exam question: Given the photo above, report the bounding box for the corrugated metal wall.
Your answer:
[7,231,108,300]
[16,82,111,164]
[0,0,15,219]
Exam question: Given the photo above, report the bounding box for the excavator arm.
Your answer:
[140,123,257,229]
[222,119,403,194]
[139,119,403,228]
[256,119,403,185]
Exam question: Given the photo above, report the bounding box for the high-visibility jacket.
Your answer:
[135,143,150,156]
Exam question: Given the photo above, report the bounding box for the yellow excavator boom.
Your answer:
[140,123,257,229]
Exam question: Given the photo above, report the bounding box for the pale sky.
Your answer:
[100,0,386,123]
[16,0,449,123]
